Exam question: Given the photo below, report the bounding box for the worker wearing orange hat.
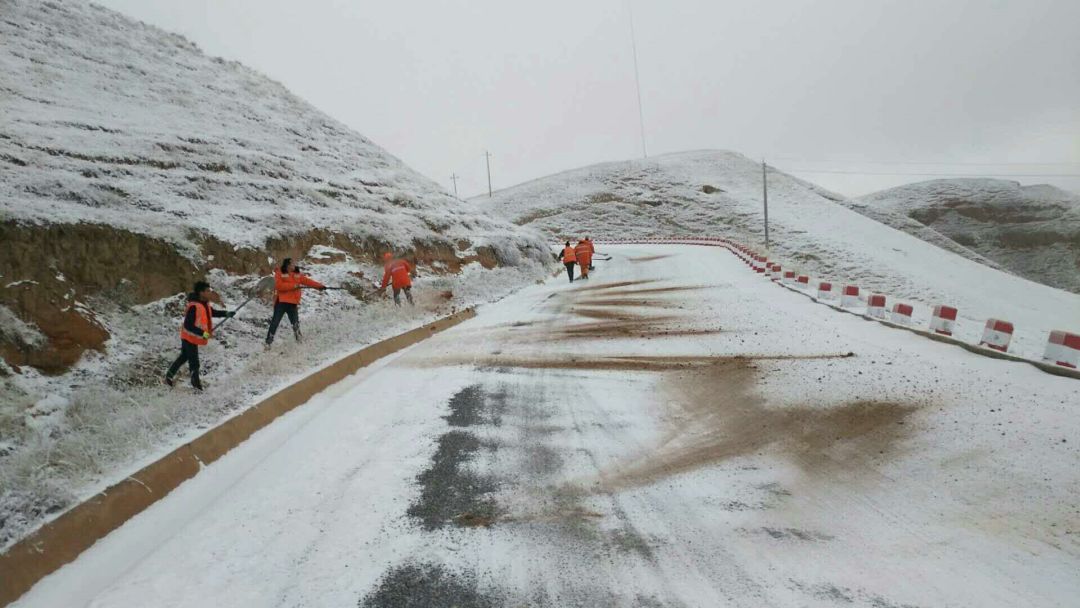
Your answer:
[381,252,415,306]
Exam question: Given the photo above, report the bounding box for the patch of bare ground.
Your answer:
[628,254,674,263]
[413,353,854,371]
[592,285,710,297]
[594,359,917,492]
[572,279,657,292]
[571,307,660,321]
[546,319,721,341]
[575,298,680,309]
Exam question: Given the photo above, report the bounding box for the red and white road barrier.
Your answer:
[891,303,913,325]
[979,319,1014,352]
[867,294,887,319]
[1043,330,1080,368]
[817,281,833,300]
[930,305,958,336]
[596,236,1078,379]
[840,285,860,307]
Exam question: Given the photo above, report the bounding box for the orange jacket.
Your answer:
[585,239,595,254]
[180,301,212,345]
[274,269,324,305]
[561,245,576,263]
[574,241,591,264]
[381,259,413,289]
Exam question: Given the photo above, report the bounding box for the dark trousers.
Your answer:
[166,340,201,388]
[266,302,300,344]
[564,262,576,282]
[392,286,414,306]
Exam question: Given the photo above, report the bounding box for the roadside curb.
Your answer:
[0,308,477,607]
[597,238,1080,381]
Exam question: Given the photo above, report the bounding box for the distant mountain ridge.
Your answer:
[851,179,1080,294]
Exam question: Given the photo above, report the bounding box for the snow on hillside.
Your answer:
[0,0,544,255]
[850,179,1080,294]
[0,0,550,550]
[477,150,1080,360]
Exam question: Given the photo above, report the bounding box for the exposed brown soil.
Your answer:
[416,353,855,371]
[628,254,673,263]
[547,320,720,341]
[572,280,657,292]
[593,285,709,297]
[575,298,680,309]
[595,360,915,492]
[570,307,659,321]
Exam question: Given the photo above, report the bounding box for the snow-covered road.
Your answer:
[14,245,1080,607]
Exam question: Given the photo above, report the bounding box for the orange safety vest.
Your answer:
[562,246,576,263]
[382,259,413,289]
[275,269,324,305]
[180,301,212,346]
[574,241,591,262]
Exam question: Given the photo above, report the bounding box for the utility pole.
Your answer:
[449,173,459,198]
[762,159,770,249]
[627,0,648,158]
[484,151,493,197]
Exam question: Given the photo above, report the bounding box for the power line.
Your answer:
[484,150,493,197]
[782,168,1080,178]
[770,157,1080,168]
[626,0,647,159]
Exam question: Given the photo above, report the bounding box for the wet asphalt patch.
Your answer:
[407,384,508,530]
[407,430,499,530]
[359,562,502,608]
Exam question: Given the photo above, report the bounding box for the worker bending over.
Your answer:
[381,252,415,306]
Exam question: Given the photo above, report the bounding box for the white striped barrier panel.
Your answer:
[930,305,958,336]
[979,319,1014,353]
[1044,331,1080,368]
[770,264,782,280]
[867,294,887,319]
[891,303,913,325]
[840,285,860,307]
[817,281,833,300]
[796,275,809,287]
[782,270,796,285]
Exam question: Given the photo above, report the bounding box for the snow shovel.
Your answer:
[213,276,275,332]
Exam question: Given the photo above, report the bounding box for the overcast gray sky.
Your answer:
[97,0,1080,198]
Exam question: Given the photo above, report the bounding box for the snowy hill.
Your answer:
[850,179,1080,294]
[0,0,548,550]
[477,150,1080,354]
[0,0,548,371]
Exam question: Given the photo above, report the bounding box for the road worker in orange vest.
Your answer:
[584,236,596,270]
[381,252,415,306]
[574,239,592,279]
[558,240,577,283]
[165,280,234,391]
[266,257,326,347]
